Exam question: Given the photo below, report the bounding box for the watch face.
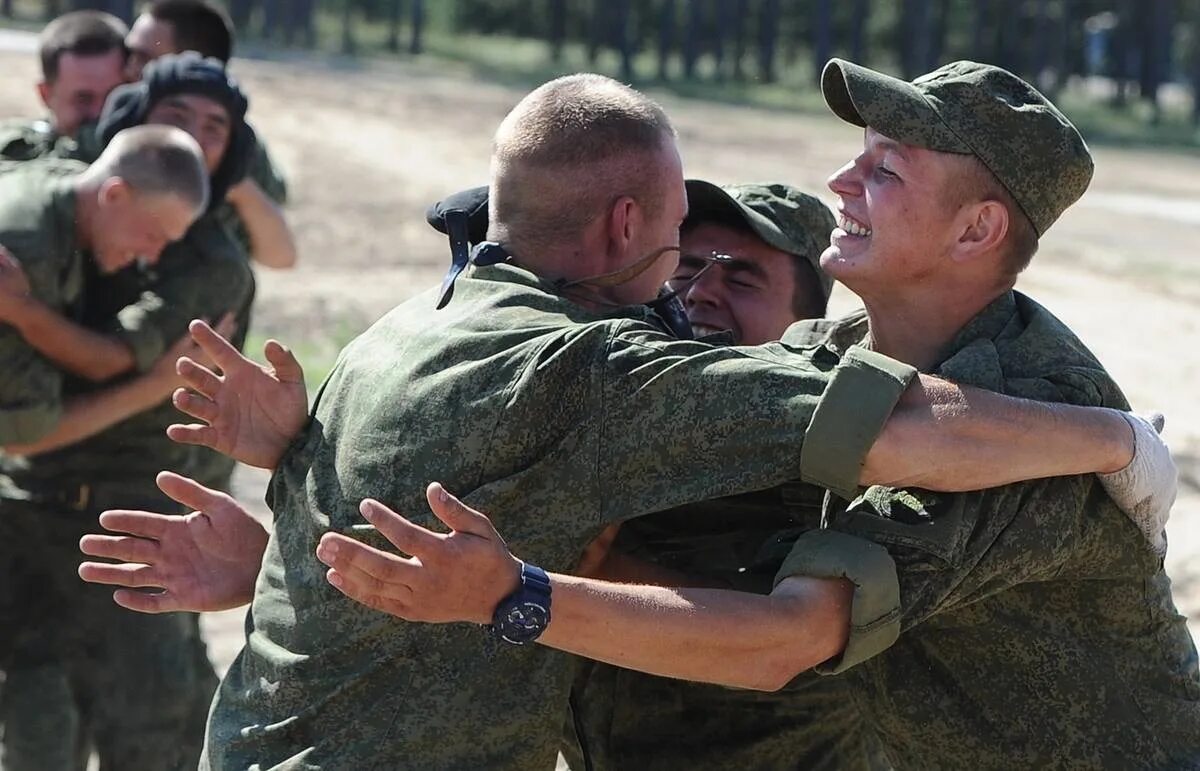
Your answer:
[500,601,549,643]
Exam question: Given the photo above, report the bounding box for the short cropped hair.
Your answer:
[489,74,676,255]
[39,11,128,83]
[89,124,210,213]
[145,0,234,63]
[947,154,1040,275]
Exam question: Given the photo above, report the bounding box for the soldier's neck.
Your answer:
[71,178,99,253]
[860,280,1011,373]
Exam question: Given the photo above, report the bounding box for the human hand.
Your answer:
[167,318,308,470]
[575,523,620,577]
[1098,412,1175,555]
[78,471,269,613]
[316,483,522,625]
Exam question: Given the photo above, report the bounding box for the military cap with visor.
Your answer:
[684,180,836,302]
[820,58,1094,235]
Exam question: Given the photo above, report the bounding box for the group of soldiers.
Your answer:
[0,5,1198,771]
[0,3,293,768]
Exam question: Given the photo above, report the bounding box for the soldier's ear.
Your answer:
[952,199,1008,265]
[35,81,51,110]
[97,176,134,209]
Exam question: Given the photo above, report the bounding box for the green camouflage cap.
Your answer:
[821,58,1093,235]
[685,179,836,300]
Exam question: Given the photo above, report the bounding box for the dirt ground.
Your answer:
[1,29,1197,695]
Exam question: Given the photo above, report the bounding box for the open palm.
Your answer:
[168,319,309,469]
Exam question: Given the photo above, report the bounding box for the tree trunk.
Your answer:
[714,0,735,82]
[0,0,12,17]
[340,0,356,55]
[613,0,634,80]
[901,0,931,79]
[386,0,404,52]
[1111,0,1132,106]
[548,0,567,63]
[731,0,749,81]
[813,0,833,84]
[972,0,991,60]
[757,0,780,83]
[587,0,604,65]
[657,0,675,80]
[409,0,424,55]
[228,0,252,31]
[850,0,870,62]
[1193,2,1200,126]
[682,0,703,79]
[261,0,279,41]
[930,0,950,69]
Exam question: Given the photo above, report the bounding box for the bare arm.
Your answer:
[863,375,1134,490]
[2,339,185,456]
[4,294,136,381]
[225,179,297,269]
[316,487,851,692]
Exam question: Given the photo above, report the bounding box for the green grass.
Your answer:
[243,317,365,395]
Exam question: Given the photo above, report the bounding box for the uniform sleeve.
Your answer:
[107,220,254,372]
[249,139,288,204]
[596,323,915,524]
[0,325,62,444]
[773,474,1112,673]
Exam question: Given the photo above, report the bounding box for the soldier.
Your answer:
[124,0,296,270]
[79,74,1173,770]
[0,11,128,161]
[672,180,832,344]
[0,56,259,771]
[318,62,1200,768]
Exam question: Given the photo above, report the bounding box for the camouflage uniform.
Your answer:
[775,294,1200,768]
[564,184,889,770]
[0,166,253,769]
[203,260,914,770]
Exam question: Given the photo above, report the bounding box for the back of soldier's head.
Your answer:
[88,123,210,214]
[144,0,234,62]
[489,74,676,253]
[39,10,128,83]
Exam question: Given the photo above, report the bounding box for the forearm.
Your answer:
[535,574,851,691]
[227,180,297,269]
[862,375,1133,491]
[586,550,725,589]
[10,296,135,381]
[4,373,170,456]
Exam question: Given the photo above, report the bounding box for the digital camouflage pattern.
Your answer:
[0,159,86,445]
[212,136,288,258]
[822,59,1093,235]
[566,485,890,771]
[775,291,1200,769]
[204,261,913,770]
[685,180,837,301]
[0,210,251,771]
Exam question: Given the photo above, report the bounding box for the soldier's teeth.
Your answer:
[839,215,872,237]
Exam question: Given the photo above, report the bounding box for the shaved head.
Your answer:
[86,123,210,215]
[489,73,676,257]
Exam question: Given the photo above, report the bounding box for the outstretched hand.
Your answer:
[168,318,308,470]
[78,471,270,613]
[316,483,522,625]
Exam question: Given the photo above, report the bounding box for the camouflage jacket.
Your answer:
[775,291,1200,770]
[202,261,914,770]
[0,160,86,445]
[567,486,890,771]
[6,211,254,492]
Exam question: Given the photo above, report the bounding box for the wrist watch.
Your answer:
[490,561,552,644]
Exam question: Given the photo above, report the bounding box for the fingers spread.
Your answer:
[177,358,222,399]
[95,509,172,539]
[172,389,219,424]
[79,533,159,564]
[166,423,218,449]
[264,340,305,384]
[77,561,160,589]
[359,499,442,557]
[316,532,420,591]
[425,483,496,538]
[190,318,246,371]
[156,471,225,512]
[111,588,179,614]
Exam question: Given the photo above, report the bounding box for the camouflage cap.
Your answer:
[684,180,836,301]
[821,58,1093,235]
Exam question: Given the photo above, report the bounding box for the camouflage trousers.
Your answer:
[0,487,218,771]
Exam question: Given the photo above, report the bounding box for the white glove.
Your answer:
[1097,412,1175,556]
